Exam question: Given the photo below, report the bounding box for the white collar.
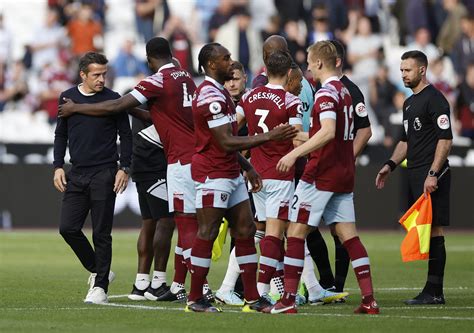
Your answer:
[265,83,284,90]
[158,62,175,73]
[321,76,339,87]
[205,75,224,90]
[77,84,96,96]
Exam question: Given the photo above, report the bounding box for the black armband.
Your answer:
[384,159,397,172]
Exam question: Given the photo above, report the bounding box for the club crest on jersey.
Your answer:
[220,193,228,202]
[209,101,222,114]
[413,117,422,131]
[437,114,450,130]
[355,102,368,117]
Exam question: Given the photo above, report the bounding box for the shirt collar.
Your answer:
[265,83,285,90]
[205,75,224,90]
[77,84,96,96]
[321,76,339,87]
[158,63,175,73]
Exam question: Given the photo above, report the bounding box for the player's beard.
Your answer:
[404,75,421,89]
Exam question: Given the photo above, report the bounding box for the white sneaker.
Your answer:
[88,271,116,290]
[215,290,244,306]
[308,289,349,305]
[84,287,108,304]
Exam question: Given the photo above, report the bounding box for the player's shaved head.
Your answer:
[263,35,289,65]
[146,37,172,60]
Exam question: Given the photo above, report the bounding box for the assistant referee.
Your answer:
[376,50,452,305]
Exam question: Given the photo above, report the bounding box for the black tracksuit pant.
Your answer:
[59,167,116,292]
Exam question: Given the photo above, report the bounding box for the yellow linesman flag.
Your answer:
[212,218,228,262]
[399,193,432,262]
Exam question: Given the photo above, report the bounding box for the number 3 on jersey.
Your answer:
[182,83,192,107]
[255,108,270,133]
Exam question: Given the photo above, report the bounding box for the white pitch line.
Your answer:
[344,287,470,291]
[99,303,474,321]
[108,294,130,299]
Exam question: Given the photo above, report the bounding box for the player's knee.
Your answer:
[234,221,256,239]
[59,225,80,238]
[156,218,175,237]
[197,221,221,241]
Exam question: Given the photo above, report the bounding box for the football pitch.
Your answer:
[1,230,473,333]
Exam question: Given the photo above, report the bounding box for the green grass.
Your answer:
[1,230,473,333]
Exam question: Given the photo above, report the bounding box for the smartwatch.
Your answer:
[428,170,438,177]
[119,166,130,174]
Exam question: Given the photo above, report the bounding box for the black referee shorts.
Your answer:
[407,165,450,226]
[135,179,173,221]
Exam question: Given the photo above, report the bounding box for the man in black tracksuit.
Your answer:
[53,52,132,304]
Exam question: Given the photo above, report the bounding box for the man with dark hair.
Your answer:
[268,41,378,315]
[236,50,304,302]
[53,52,132,304]
[305,39,372,298]
[187,42,298,313]
[59,37,213,303]
[376,50,452,305]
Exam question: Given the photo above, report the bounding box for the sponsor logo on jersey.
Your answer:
[319,101,334,110]
[437,114,450,130]
[413,117,422,131]
[136,84,146,91]
[209,101,222,114]
[355,102,368,117]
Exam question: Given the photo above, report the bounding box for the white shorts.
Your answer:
[195,175,249,209]
[253,179,294,221]
[289,180,355,227]
[167,161,196,213]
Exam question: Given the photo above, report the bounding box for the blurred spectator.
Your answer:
[336,6,361,45]
[455,62,474,139]
[214,7,262,76]
[389,90,407,144]
[208,0,234,42]
[135,0,159,43]
[248,0,276,33]
[284,20,307,68]
[67,4,103,56]
[452,14,474,77]
[429,57,456,106]
[310,0,348,34]
[36,61,73,123]
[112,38,149,78]
[0,14,12,65]
[404,0,430,42]
[307,6,334,44]
[369,65,398,148]
[407,27,440,62]
[274,0,307,26]
[261,15,282,41]
[82,0,107,26]
[161,16,197,76]
[194,0,220,42]
[30,7,67,72]
[436,0,467,54]
[0,61,29,112]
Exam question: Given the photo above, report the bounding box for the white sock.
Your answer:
[151,271,166,289]
[254,230,265,245]
[302,244,323,299]
[170,281,185,293]
[135,273,150,290]
[257,282,270,296]
[218,247,241,293]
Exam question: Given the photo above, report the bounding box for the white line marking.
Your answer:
[108,294,130,299]
[344,287,469,291]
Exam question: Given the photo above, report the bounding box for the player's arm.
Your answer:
[114,112,133,194]
[53,94,68,192]
[128,107,152,123]
[238,153,262,192]
[210,122,298,152]
[375,140,407,189]
[58,93,141,117]
[353,126,372,157]
[277,118,336,173]
[292,124,304,147]
[236,106,247,130]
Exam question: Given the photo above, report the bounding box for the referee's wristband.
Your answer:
[384,160,397,172]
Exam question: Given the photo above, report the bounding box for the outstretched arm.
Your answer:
[59,94,141,117]
[375,140,407,189]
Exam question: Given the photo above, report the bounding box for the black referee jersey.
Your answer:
[340,75,371,132]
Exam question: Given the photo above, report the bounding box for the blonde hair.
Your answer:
[307,41,337,70]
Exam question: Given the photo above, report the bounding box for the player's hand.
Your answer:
[244,168,263,193]
[53,168,67,192]
[114,170,129,194]
[375,164,391,189]
[268,124,298,141]
[423,175,438,196]
[277,152,297,173]
[58,98,76,118]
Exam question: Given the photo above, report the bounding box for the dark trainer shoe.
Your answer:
[156,288,187,303]
[185,298,222,313]
[242,294,274,313]
[128,284,148,301]
[144,284,170,301]
[404,292,445,305]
